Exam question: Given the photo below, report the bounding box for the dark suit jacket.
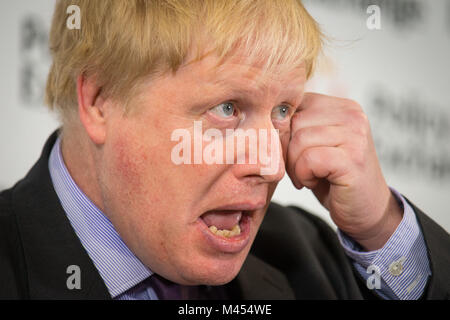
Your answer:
[1,131,449,299]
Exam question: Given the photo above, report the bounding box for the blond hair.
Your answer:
[46,0,323,122]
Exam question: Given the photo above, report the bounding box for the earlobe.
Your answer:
[77,74,107,145]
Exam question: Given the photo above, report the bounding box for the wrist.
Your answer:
[351,191,404,251]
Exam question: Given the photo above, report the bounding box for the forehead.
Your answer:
[182,50,307,96]
[130,49,307,116]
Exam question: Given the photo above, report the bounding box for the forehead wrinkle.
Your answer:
[210,72,304,108]
[208,67,285,103]
[195,53,306,107]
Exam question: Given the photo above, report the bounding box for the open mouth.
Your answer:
[201,210,244,238]
[196,201,265,253]
[197,206,261,253]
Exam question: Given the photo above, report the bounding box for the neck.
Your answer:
[60,126,105,212]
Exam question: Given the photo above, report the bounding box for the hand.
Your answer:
[286,92,403,251]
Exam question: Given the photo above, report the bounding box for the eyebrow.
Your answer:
[211,75,268,93]
[212,77,304,108]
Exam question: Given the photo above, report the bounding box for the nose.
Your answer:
[230,120,286,184]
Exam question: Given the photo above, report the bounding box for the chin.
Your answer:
[177,250,250,286]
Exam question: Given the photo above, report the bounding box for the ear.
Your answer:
[77,73,107,145]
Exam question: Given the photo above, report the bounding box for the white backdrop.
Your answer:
[1,0,449,232]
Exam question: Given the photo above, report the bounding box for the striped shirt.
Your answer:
[49,135,157,299]
[49,135,430,300]
[337,188,431,299]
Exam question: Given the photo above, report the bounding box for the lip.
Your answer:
[197,211,252,253]
[207,201,267,212]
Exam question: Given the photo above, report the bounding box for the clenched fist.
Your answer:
[287,93,403,251]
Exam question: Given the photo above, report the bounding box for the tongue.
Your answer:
[201,211,242,230]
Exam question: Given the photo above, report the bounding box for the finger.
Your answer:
[298,92,350,112]
[293,146,349,189]
[293,93,362,133]
[291,108,367,137]
[286,125,349,182]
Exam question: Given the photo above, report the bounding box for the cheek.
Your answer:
[112,136,146,192]
[114,138,143,186]
[106,130,166,211]
[106,127,210,222]
[103,132,176,249]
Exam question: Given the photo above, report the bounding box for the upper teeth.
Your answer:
[209,224,241,237]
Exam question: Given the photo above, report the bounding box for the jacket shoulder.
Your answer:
[251,202,362,299]
[260,202,341,254]
[0,186,29,299]
[406,199,450,299]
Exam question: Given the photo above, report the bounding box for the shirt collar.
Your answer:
[48,135,152,298]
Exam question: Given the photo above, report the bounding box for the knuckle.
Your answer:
[294,128,307,143]
[347,109,369,128]
[354,121,369,137]
[292,128,308,151]
[359,111,370,126]
[347,109,362,121]
[350,143,367,166]
[345,98,362,110]
[302,148,317,166]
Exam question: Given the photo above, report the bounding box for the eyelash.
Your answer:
[208,101,294,123]
[210,102,239,119]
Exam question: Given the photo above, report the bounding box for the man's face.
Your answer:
[97,52,306,285]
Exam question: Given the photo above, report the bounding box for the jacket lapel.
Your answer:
[229,253,295,299]
[13,131,111,299]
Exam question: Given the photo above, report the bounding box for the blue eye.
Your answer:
[210,102,236,118]
[272,105,291,121]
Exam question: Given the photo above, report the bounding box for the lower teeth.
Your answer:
[209,224,241,237]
